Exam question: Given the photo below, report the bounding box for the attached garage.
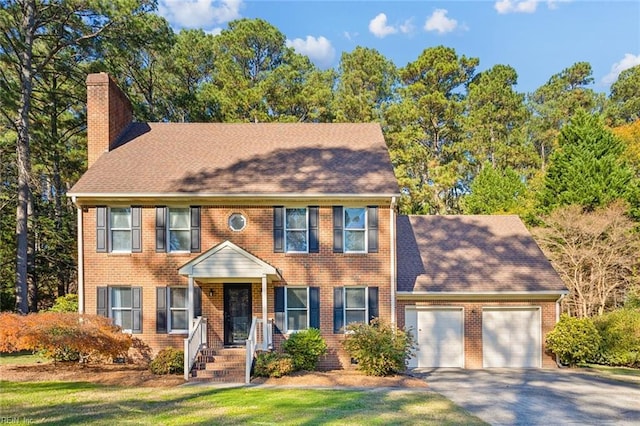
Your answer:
[406,307,464,368]
[482,307,541,368]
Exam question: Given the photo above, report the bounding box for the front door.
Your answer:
[223,284,252,346]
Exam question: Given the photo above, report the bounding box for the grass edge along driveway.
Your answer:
[0,380,486,425]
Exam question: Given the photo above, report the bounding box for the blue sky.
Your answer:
[156,0,640,93]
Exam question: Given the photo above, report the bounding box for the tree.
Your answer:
[534,202,640,317]
[606,65,640,126]
[461,164,528,215]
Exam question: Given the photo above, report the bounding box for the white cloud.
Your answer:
[158,0,242,29]
[400,18,415,34]
[343,31,359,41]
[286,36,336,69]
[424,9,458,34]
[494,0,569,14]
[369,13,398,38]
[603,53,640,85]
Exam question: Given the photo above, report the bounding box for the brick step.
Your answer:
[204,361,245,370]
[189,346,247,383]
[191,369,245,381]
[190,375,245,383]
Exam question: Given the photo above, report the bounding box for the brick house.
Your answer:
[69,73,567,381]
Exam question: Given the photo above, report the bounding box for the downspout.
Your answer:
[555,293,566,367]
[76,204,84,314]
[390,197,397,327]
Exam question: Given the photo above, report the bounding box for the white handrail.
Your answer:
[184,316,207,381]
[245,317,274,383]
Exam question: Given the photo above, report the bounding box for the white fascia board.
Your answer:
[396,290,569,301]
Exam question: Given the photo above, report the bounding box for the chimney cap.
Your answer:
[86,72,111,84]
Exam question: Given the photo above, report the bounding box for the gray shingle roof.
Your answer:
[69,122,399,196]
[397,215,567,294]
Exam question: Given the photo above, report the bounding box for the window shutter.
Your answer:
[309,206,319,253]
[274,287,285,333]
[190,206,201,253]
[132,287,142,333]
[155,207,166,252]
[97,286,108,317]
[367,206,378,253]
[333,287,344,333]
[131,207,142,253]
[309,287,320,329]
[333,206,343,253]
[156,287,167,333]
[96,207,107,252]
[194,286,202,318]
[273,207,284,253]
[368,287,379,323]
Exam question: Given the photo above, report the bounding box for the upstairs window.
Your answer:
[96,207,141,253]
[285,208,308,253]
[169,208,190,252]
[155,207,200,253]
[333,206,378,254]
[110,208,131,252]
[344,208,366,253]
[273,207,319,253]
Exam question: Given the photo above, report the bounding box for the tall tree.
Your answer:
[606,65,640,126]
[461,163,528,215]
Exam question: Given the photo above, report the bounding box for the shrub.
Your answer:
[593,308,640,367]
[149,348,184,375]
[253,351,293,378]
[342,319,415,376]
[281,328,327,371]
[48,294,79,313]
[545,314,600,366]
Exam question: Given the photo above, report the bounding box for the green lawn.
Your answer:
[0,351,49,366]
[582,364,640,379]
[0,380,486,425]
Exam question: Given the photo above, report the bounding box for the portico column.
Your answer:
[262,274,268,350]
[188,275,195,333]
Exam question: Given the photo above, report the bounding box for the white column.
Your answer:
[262,274,268,350]
[188,276,195,333]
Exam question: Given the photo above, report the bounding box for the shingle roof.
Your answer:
[69,122,399,196]
[396,215,567,294]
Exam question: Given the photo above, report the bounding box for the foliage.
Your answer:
[606,65,640,125]
[342,319,415,376]
[281,328,328,371]
[545,314,600,366]
[592,309,640,368]
[253,351,294,378]
[0,312,132,362]
[461,164,528,214]
[48,294,79,313]
[534,202,640,317]
[149,348,184,375]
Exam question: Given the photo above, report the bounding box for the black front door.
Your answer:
[223,284,252,346]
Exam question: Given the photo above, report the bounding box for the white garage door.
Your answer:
[406,308,464,368]
[482,307,541,368]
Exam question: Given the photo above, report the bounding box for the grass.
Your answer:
[0,381,487,425]
[0,351,49,366]
[582,364,640,379]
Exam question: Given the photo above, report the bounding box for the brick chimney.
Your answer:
[86,73,133,167]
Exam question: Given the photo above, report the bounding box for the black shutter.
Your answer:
[132,287,142,333]
[96,207,107,252]
[97,286,108,317]
[156,207,166,252]
[309,206,319,253]
[309,287,320,329]
[367,206,378,253]
[194,286,202,318]
[131,207,142,253]
[156,287,167,333]
[368,287,379,323]
[333,206,343,253]
[273,207,284,253]
[190,207,201,253]
[274,287,285,332]
[333,287,344,333]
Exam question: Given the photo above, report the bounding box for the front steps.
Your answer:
[190,347,246,383]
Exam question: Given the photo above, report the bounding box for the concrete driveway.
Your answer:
[414,368,640,425]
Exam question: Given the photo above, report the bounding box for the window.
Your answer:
[228,213,246,231]
[169,287,188,332]
[96,286,142,333]
[344,208,366,253]
[168,208,190,252]
[110,208,131,252]
[275,287,319,333]
[333,286,379,333]
[285,208,308,252]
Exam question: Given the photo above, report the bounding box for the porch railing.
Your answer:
[184,316,207,381]
[245,317,273,384]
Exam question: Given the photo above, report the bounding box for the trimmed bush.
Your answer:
[253,351,293,378]
[342,319,415,376]
[545,314,600,366]
[281,328,327,371]
[149,348,184,375]
[593,308,640,367]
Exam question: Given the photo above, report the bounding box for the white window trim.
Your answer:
[284,207,309,254]
[343,287,368,330]
[285,286,310,333]
[343,207,367,254]
[110,287,133,333]
[109,207,132,253]
[168,287,188,334]
[167,207,190,253]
